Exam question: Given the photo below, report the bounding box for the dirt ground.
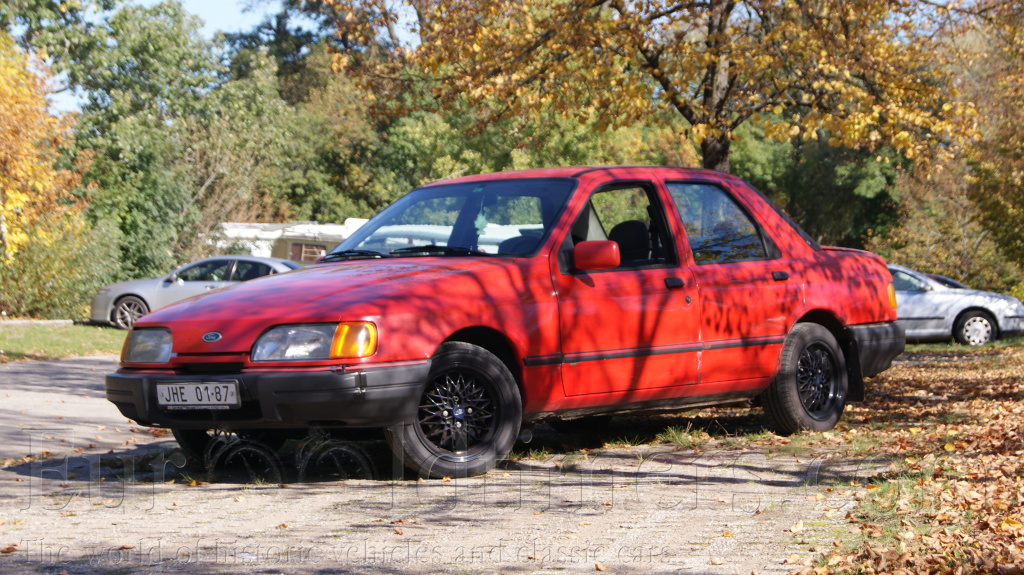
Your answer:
[0,356,886,574]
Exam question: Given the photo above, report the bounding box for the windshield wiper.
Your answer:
[390,245,490,257]
[319,250,390,262]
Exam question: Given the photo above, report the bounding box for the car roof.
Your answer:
[423,166,742,186]
[182,255,296,267]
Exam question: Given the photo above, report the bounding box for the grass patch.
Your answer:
[655,424,709,449]
[0,322,126,361]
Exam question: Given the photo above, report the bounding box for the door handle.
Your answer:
[772,271,789,281]
[665,277,686,289]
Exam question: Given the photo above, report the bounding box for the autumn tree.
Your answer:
[868,161,1021,293]
[967,1,1024,267]
[325,0,975,173]
[0,31,76,258]
[0,31,121,318]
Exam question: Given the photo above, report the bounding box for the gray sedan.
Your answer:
[91,256,300,329]
[889,264,1024,346]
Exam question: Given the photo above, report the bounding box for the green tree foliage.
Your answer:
[66,1,219,277]
[0,218,122,319]
[732,121,901,248]
[0,0,118,65]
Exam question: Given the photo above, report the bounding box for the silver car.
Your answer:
[91,256,300,329]
[889,264,1024,346]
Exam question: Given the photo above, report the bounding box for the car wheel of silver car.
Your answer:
[113,296,149,330]
[762,323,848,435]
[385,342,522,479]
[953,311,996,346]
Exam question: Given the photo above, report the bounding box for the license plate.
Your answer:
[157,381,240,410]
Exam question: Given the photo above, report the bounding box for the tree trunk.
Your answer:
[700,134,731,173]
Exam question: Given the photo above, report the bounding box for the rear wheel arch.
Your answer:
[790,311,862,401]
[762,322,848,434]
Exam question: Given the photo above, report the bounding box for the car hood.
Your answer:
[101,276,164,293]
[943,288,1023,308]
[135,258,523,354]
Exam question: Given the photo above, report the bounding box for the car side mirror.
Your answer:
[164,272,177,283]
[573,240,620,271]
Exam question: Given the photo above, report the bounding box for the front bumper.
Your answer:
[90,292,113,324]
[105,361,430,430]
[1000,315,1024,338]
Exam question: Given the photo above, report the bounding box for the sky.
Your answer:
[147,0,282,37]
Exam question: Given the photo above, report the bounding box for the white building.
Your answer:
[219,219,368,263]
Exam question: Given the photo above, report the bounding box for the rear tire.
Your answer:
[762,323,848,435]
[953,311,996,346]
[385,342,522,478]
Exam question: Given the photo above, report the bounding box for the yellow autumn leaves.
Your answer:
[0,32,79,259]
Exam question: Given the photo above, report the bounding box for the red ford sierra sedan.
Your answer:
[106,166,905,478]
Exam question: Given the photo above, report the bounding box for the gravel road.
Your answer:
[0,356,879,574]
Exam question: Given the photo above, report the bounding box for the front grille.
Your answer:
[182,363,244,373]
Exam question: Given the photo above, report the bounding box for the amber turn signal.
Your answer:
[888,283,898,310]
[331,322,378,359]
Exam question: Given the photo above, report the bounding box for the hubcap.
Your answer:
[117,301,146,327]
[796,343,837,420]
[962,317,992,346]
[418,371,495,454]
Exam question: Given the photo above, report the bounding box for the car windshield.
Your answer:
[328,178,576,259]
[927,274,968,289]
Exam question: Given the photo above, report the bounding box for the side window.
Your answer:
[667,183,768,264]
[891,270,927,292]
[233,261,272,282]
[177,260,231,282]
[570,185,676,268]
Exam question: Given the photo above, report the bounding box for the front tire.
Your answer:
[385,342,522,478]
[762,323,848,435]
[113,296,148,330]
[953,311,996,346]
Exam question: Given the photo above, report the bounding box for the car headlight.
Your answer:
[251,323,377,362]
[122,329,173,363]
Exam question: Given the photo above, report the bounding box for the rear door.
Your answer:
[665,181,801,385]
[554,182,701,396]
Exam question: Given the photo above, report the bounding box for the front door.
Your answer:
[555,183,701,397]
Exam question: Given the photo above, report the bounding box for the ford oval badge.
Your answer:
[202,332,222,343]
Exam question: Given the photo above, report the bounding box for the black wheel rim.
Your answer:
[797,342,839,420]
[417,368,497,458]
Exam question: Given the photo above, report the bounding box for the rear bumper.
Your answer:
[848,322,905,378]
[105,361,429,430]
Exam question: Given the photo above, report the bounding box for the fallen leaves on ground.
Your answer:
[819,345,1024,573]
